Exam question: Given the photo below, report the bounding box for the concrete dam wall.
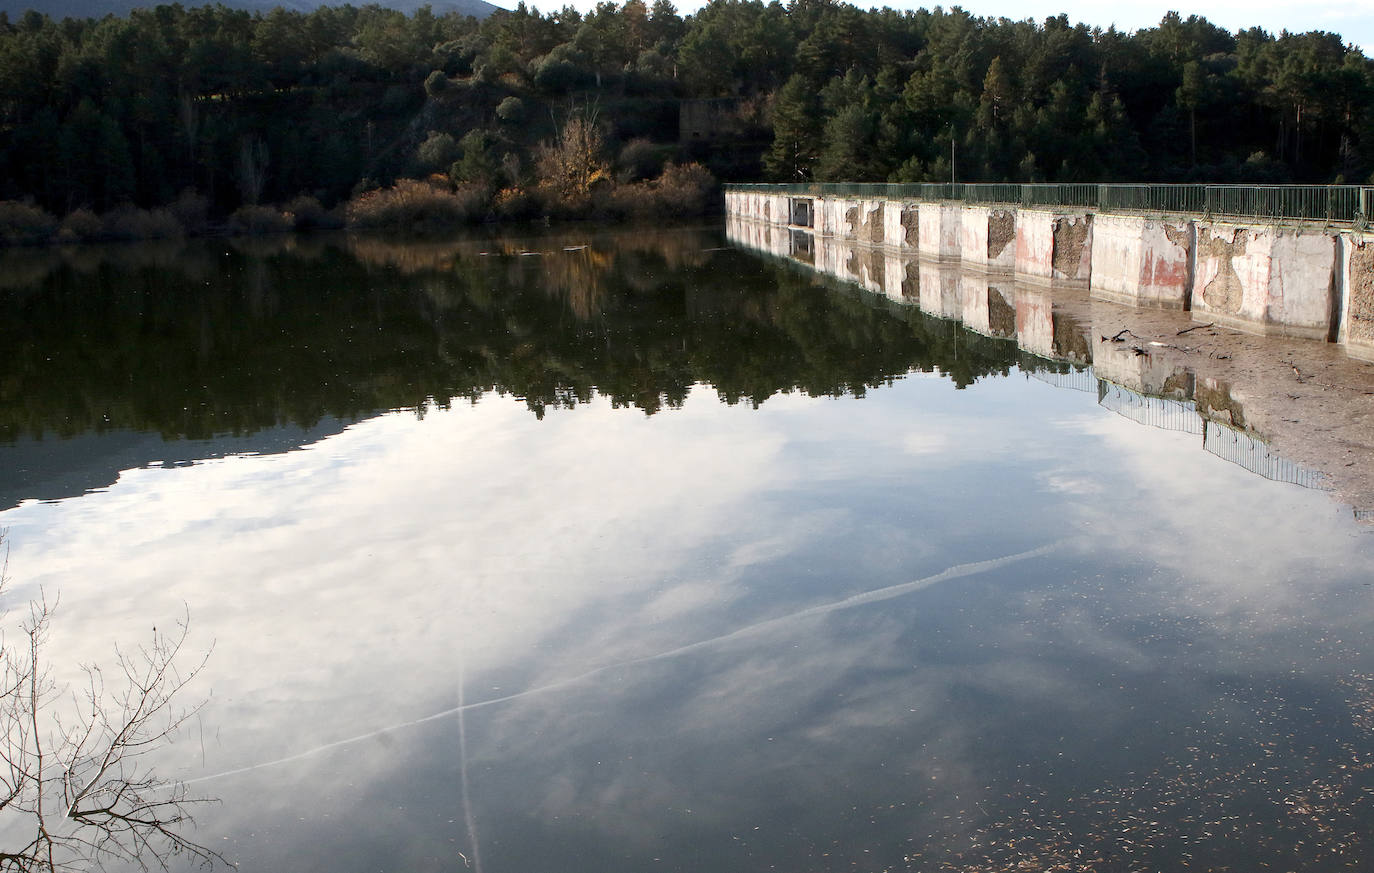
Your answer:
[725,188,1374,358]
[726,213,1374,515]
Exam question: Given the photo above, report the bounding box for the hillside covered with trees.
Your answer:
[0,0,1371,242]
[0,0,498,23]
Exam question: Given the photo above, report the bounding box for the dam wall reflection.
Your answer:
[728,216,1348,505]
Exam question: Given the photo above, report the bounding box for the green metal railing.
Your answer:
[725,182,1374,226]
[1096,183,1207,214]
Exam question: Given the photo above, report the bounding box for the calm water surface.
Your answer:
[2,226,1373,872]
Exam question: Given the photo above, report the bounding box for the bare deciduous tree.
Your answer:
[535,108,611,201]
[0,535,221,873]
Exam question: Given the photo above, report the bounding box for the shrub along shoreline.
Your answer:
[0,161,719,247]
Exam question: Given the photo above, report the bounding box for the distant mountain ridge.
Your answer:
[0,0,502,20]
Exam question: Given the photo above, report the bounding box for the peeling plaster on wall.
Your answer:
[867,203,885,244]
[1198,227,1249,315]
[1052,216,1091,279]
[901,207,919,248]
[1348,240,1374,345]
[1162,222,1190,250]
[988,210,1016,260]
[1155,221,1194,308]
[732,196,1348,349]
[1261,234,1336,337]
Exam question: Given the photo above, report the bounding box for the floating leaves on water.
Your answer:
[919,673,1374,872]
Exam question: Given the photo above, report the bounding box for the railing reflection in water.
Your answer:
[1202,420,1330,491]
[1027,366,1098,394]
[1098,382,1205,436]
[727,218,1333,499]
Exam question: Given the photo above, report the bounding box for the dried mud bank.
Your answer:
[727,214,1374,519]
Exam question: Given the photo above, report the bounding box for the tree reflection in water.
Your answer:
[0,537,219,873]
[0,226,1020,443]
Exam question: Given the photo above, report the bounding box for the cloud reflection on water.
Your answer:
[2,364,1372,871]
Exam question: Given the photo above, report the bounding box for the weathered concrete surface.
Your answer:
[882,202,903,248]
[816,197,845,238]
[752,192,785,225]
[771,194,789,227]
[829,204,851,241]
[918,202,961,261]
[960,207,1017,270]
[1090,213,1192,309]
[1013,210,1094,283]
[842,199,885,245]
[834,198,859,239]
[749,192,766,223]
[861,200,885,245]
[1014,210,1055,279]
[1052,214,1094,282]
[1192,222,1337,340]
[732,197,1341,342]
[988,209,1017,269]
[1341,231,1374,359]
[884,202,919,250]
[919,260,962,319]
[960,207,990,267]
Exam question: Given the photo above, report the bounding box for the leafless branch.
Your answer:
[0,531,224,873]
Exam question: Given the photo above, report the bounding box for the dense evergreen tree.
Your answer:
[0,0,1370,225]
[765,71,821,180]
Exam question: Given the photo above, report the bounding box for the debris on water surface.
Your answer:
[916,674,1374,872]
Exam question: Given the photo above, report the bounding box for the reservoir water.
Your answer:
[1,225,1372,872]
